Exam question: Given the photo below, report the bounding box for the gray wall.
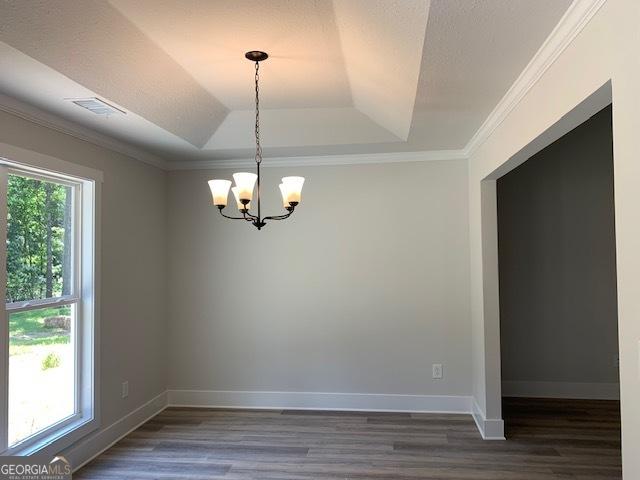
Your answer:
[497,106,619,393]
[0,110,168,430]
[167,160,472,397]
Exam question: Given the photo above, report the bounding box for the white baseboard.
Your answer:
[167,389,473,414]
[502,381,620,400]
[58,389,493,471]
[472,398,505,440]
[65,391,168,472]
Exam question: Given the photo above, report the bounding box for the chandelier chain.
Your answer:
[254,61,262,164]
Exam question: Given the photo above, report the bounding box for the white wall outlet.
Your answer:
[122,381,129,398]
[432,363,443,379]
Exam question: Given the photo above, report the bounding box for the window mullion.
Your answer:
[0,166,8,453]
[73,182,82,417]
[5,296,80,314]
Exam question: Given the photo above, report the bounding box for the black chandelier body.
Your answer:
[208,51,304,231]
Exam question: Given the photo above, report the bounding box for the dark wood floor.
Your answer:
[76,398,621,480]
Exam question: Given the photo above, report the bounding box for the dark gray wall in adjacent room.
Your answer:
[497,105,618,392]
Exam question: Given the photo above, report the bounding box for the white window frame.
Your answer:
[0,143,102,458]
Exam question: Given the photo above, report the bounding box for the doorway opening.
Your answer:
[496,105,621,476]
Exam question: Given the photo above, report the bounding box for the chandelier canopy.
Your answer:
[208,51,305,230]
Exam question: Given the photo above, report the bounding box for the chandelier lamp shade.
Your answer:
[208,51,305,230]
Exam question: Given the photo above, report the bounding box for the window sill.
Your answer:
[5,414,98,458]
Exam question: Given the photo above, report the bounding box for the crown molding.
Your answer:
[463,0,607,158]
[0,94,466,170]
[166,149,468,170]
[0,94,171,170]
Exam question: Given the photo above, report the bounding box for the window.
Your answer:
[0,153,99,457]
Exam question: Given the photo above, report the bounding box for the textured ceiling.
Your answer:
[0,0,227,148]
[109,0,353,111]
[333,0,430,139]
[0,0,573,164]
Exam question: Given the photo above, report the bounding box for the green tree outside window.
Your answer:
[6,175,72,303]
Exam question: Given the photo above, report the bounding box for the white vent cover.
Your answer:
[69,97,125,115]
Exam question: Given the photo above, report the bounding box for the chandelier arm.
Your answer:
[242,209,259,222]
[262,209,295,222]
[218,208,250,221]
[263,215,291,222]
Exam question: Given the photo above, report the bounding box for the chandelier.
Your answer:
[208,51,305,230]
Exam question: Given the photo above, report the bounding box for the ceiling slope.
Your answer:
[109,0,354,111]
[333,0,430,141]
[0,0,228,148]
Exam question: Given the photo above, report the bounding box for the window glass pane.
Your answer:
[8,305,76,446]
[6,174,73,303]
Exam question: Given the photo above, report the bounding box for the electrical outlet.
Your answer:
[122,381,129,398]
[432,363,443,379]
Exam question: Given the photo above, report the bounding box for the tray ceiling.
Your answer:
[0,0,573,165]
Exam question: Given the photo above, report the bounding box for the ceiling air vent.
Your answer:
[69,97,125,115]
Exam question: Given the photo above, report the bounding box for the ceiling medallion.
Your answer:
[208,51,305,230]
